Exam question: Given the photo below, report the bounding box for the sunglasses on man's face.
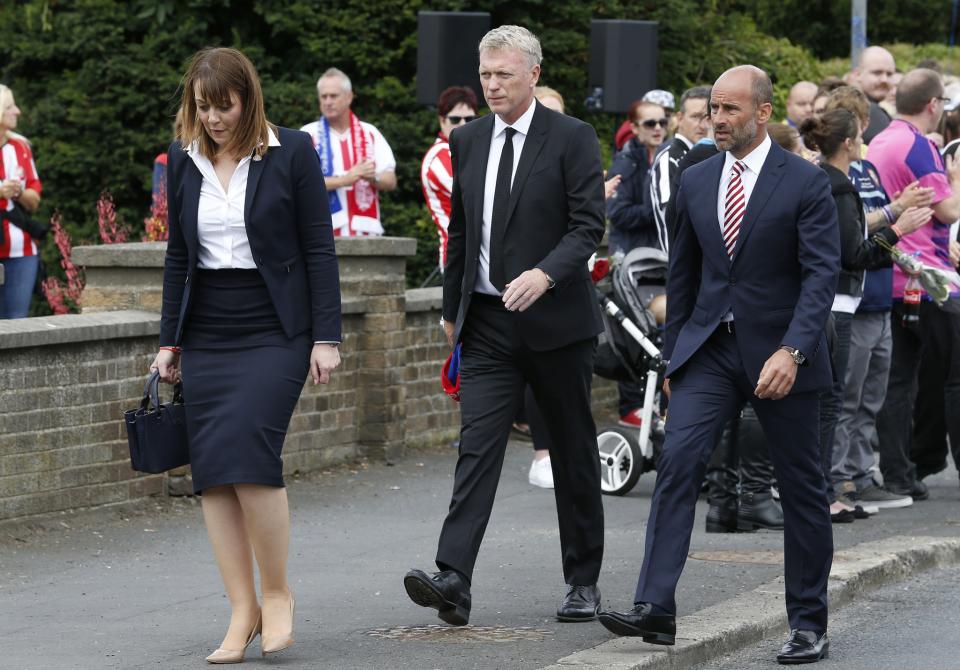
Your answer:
[639,118,668,129]
[447,115,476,124]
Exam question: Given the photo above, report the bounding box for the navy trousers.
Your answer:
[634,327,833,632]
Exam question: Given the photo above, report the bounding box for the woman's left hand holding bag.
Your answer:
[310,343,340,385]
[151,348,181,384]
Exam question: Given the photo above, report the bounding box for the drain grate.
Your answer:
[689,549,785,565]
[366,624,552,643]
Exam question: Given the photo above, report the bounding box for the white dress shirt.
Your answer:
[716,133,772,321]
[475,99,537,296]
[188,128,281,269]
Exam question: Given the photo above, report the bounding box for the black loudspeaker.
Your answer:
[417,11,491,106]
[588,20,658,113]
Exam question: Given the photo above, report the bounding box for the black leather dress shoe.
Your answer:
[706,504,739,533]
[556,584,600,621]
[597,602,675,645]
[776,629,829,664]
[738,492,784,530]
[403,569,471,626]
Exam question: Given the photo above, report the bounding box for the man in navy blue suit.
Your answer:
[599,65,840,665]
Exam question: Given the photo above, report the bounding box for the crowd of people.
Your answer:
[679,50,958,521]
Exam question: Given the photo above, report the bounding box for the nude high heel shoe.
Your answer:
[205,611,262,664]
[261,593,295,655]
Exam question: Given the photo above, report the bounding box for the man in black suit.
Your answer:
[404,25,606,625]
[599,65,839,664]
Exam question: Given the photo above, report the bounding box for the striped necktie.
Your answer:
[722,160,747,258]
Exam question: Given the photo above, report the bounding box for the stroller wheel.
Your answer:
[597,427,643,495]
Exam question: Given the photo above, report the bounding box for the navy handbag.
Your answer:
[124,371,190,473]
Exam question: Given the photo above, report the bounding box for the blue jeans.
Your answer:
[0,255,39,319]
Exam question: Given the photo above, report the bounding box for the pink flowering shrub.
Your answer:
[40,211,84,314]
[97,190,131,244]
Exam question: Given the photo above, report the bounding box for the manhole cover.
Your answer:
[689,549,784,565]
[366,624,552,643]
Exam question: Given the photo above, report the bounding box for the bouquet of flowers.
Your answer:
[873,236,960,306]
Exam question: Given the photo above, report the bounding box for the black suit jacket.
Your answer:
[160,126,342,346]
[441,101,605,351]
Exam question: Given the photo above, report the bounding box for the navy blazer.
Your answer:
[664,140,840,394]
[441,101,606,351]
[160,126,341,346]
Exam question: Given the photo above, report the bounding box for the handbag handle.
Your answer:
[141,370,184,414]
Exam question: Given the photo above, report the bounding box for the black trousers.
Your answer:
[878,300,960,488]
[911,344,954,478]
[435,295,605,585]
[516,386,555,452]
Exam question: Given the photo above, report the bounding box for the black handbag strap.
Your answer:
[142,370,184,413]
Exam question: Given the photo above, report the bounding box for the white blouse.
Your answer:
[187,129,281,269]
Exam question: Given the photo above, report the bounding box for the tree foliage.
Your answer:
[728,1,956,61]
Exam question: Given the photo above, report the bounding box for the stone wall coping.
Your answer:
[334,236,417,257]
[72,242,167,267]
[341,296,367,315]
[405,286,443,312]
[1,291,429,350]
[0,292,416,351]
[0,310,161,350]
[72,236,417,269]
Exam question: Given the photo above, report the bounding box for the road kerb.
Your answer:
[539,535,960,669]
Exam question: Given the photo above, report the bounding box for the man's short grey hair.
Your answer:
[679,86,711,112]
[752,71,774,109]
[478,25,542,68]
[317,67,352,94]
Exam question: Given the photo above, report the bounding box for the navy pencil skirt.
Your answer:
[180,269,311,494]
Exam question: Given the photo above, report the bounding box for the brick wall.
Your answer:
[0,314,164,521]
[404,289,460,447]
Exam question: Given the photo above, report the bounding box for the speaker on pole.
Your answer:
[417,11,491,106]
[587,20,658,113]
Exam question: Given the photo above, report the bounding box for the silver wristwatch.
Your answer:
[780,345,806,366]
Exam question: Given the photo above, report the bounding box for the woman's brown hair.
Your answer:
[178,47,275,160]
[799,109,859,159]
[823,86,870,129]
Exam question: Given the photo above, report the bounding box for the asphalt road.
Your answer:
[1,441,958,670]
[699,564,960,670]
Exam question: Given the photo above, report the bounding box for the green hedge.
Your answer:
[0,0,950,311]
[728,0,957,61]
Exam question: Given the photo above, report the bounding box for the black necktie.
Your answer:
[489,127,516,291]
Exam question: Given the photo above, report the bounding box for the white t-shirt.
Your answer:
[300,119,396,237]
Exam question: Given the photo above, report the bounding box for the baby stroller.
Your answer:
[593,247,668,495]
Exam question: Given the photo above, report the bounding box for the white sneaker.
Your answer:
[528,456,554,489]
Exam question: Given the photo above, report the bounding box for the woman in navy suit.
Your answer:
[150,47,341,663]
